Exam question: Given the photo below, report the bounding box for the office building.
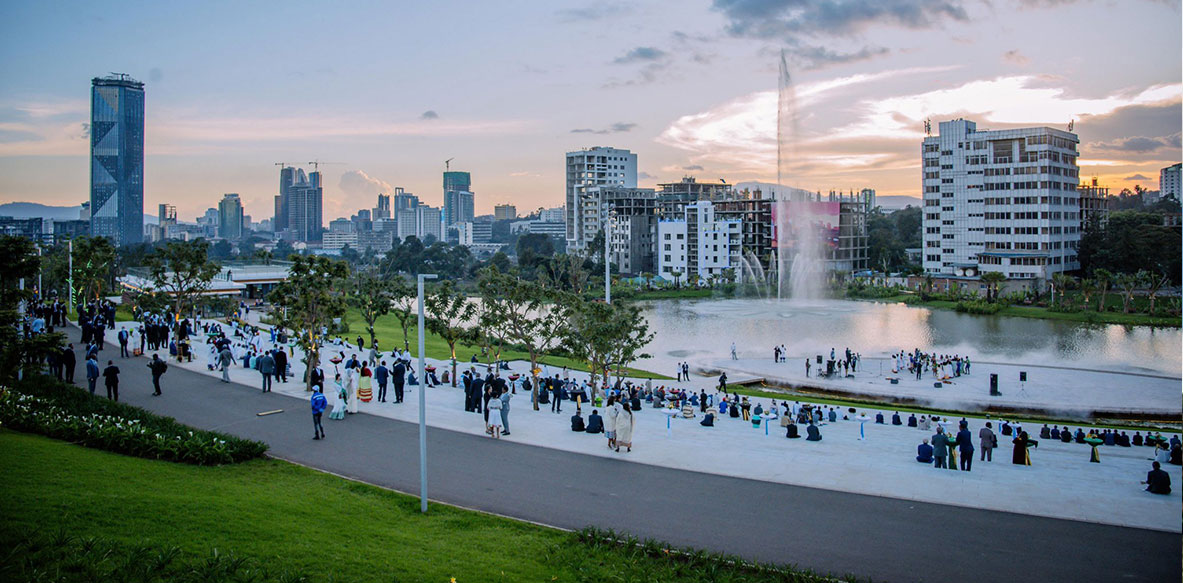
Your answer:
[448,222,474,246]
[494,204,517,221]
[396,205,443,242]
[287,170,323,242]
[443,171,474,226]
[0,217,49,244]
[357,230,394,253]
[90,74,144,246]
[328,218,353,234]
[657,202,741,283]
[509,220,566,241]
[566,147,637,252]
[922,119,1080,280]
[393,187,419,213]
[322,232,358,250]
[52,219,91,242]
[1161,163,1181,201]
[274,165,296,233]
[217,193,244,240]
[539,206,565,223]
[656,177,733,218]
[471,221,493,243]
[197,208,219,238]
[373,193,391,220]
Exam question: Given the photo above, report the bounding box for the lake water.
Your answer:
[640,299,1182,378]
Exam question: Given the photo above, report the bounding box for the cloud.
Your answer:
[1124,174,1152,181]
[569,122,637,135]
[683,165,705,171]
[339,170,393,199]
[557,2,633,22]
[638,172,657,180]
[420,110,439,120]
[510,171,541,177]
[1091,133,1181,153]
[795,45,890,69]
[1003,50,1030,65]
[713,0,970,38]
[613,46,668,64]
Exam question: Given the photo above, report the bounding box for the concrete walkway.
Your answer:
[68,336,1181,583]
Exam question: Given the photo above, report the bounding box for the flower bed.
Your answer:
[0,376,267,465]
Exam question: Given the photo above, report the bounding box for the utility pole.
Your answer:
[603,207,611,304]
[417,273,437,514]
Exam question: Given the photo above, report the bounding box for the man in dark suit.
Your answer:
[274,349,288,383]
[375,361,390,402]
[61,344,77,384]
[1143,461,1171,494]
[957,421,975,471]
[102,360,120,401]
[391,359,407,403]
[309,365,325,391]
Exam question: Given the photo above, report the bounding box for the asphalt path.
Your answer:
[76,346,1179,583]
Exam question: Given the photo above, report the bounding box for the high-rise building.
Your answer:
[328,217,353,234]
[494,204,517,221]
[90,74,144,246]
[603,188,657,275]
[1160,163,1181,201]
[393,187,419,213]
[443,171,474,226]
[656,177,733,218]
[373,193,391,220]
[274,165,296,234]
[217,193,244,240]
[922,119,1081,280]
[566,147,637,252]
[287,170,323,242]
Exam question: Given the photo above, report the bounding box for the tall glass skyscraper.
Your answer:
[90,74,144,246]
[443,171,474,226]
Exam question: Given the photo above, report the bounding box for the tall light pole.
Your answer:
[416,272,437,514]
[603,206,611,304]
[68,239,74,316]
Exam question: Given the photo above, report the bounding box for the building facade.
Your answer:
[217,193,244,240]
[922,119,1080,280]
[565,147,637,252]
[1161,163,1181,201]
[494,204,517,221]
[656,202,741,283]
[274,165,295,234]
[657,177,734,218]
[287,170,323,242]
[443,171,474,226]
[1078,178,1110,227]
[90,74,145,247]
[373,193,391,220]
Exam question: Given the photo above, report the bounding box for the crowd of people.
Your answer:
[891,349,971,381]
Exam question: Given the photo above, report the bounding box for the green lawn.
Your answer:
[331,308,670,379]
[0,431,835,583]
[856,295,1179,328]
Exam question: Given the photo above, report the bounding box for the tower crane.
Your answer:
[444,158,454,172]
[308,160,346,171]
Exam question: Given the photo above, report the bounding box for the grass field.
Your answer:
[0,431,834,582]
[860,294,1179,328]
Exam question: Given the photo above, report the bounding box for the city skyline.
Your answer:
[1,0,1179,223]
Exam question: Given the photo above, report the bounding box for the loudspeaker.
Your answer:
[990,373,1000,396]
[817,355,823,364]
[1019,371,1027,382]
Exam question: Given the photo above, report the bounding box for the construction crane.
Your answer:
[274,162,296,170]
[444,158,454,172]
[308,160,346,171]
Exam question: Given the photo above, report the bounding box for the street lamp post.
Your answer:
[416,273,437,514]
[603,207,611,304]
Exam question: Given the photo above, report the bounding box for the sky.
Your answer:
[0,0,1179,222]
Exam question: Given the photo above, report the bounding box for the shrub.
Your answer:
[0,375,267,465]
[954,300,1004,315]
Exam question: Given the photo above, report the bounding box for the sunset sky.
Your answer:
[1,0,1179,222]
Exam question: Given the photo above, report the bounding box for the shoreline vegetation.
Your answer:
[0,430,844,583]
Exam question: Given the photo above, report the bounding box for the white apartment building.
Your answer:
[656,201,741,283]
[395,205,443,242]
[539,206,565,223]
[565,147,637,253]
[322,231,358,250]
[1160,163,1181,201]
[922,119,1081,281]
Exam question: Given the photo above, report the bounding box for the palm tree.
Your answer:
[1093,268,1112,312]
[1115,271,1146,314]
[1050,273,1075,309]
[980,272,1007,302]
[1079,277,1097,309]
[1145,271,1169,314]
[671,269,683,289]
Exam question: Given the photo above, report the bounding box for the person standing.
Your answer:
[499,387,512,436]
[258,350,275,393]
[147,354,168,396]
[957,421,975,471]
[605,396,619,450]
[932,427,949,469]
[85,355,100,396]
[218,346,233,383]
[274,348,288,383]
[375,361,390,402]
[102,360,120,401]
[1012,431,1035,465]
[486,387,504,439]
[718,373,727,391]
[311,386,328,440]
[730,342,737,360]
[979,422,997,462]
[118,327,130,358]
[391,358,406,403]
[61,344,77,384]
[615,403,634,452]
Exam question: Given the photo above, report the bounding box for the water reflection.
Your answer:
[641,299,1182,377]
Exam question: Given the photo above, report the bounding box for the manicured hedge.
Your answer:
[0,375,267,465]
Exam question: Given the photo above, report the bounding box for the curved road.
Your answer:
[79,346,1178,583]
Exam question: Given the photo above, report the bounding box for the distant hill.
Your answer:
[0,202,159,223]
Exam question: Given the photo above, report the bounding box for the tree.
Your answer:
[477,268,573,410]
[1050,273,1075,309]
[143,240,222,319]
[1145,271,1169,314]
[1093,268,1113,312]
[564,298,653,401]
[269,255,351,391]
[72,236,117,302]
[254,248,274,265]
[979,272,1007,302]
[0,236,67,382]
[424,280,476,387]
[385,275,416,351]
[348,269,396,350]
[671,269,683,289]
[1115,271,1146,314]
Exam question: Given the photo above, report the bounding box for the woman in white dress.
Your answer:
[345,367,359,414]
[486,388,503,439]
[605,396,620,450]
[615,403,634,452]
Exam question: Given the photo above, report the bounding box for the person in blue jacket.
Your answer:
[85,356,101,396]
[916,438,934,463]
[311,386,328,440]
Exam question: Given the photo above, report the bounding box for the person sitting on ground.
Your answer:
[1050,426,1061,440]
[785,420,800,438]
[1143,461,1172,494]
[1074,428,1086,443]
[570,411,586,432]
[1001,421,1013,436]
[892,411,902,426]
[1060,427,1072,443]
[916,438,934,463]
[805,422,822,441]
[753,403,764,418]
[1040,424,1051,440]
[907,413,917,427]
[875,412,885,424]
[828,408,838,423]
[1104,430,1116,446]
[1133,431,1144,447]
[586,409,604,434]
[1118,431,1131,447]
[700,412,714,427]
[918,416,931,431]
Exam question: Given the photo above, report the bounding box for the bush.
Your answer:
[0,530,310,583]
[845,283,901,299]
[0,375,267,465]
[954,300,1004,315]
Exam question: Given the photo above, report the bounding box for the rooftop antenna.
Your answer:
[444,158,454,172]
[924,118,932,136]
[1067,119,1074,132]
